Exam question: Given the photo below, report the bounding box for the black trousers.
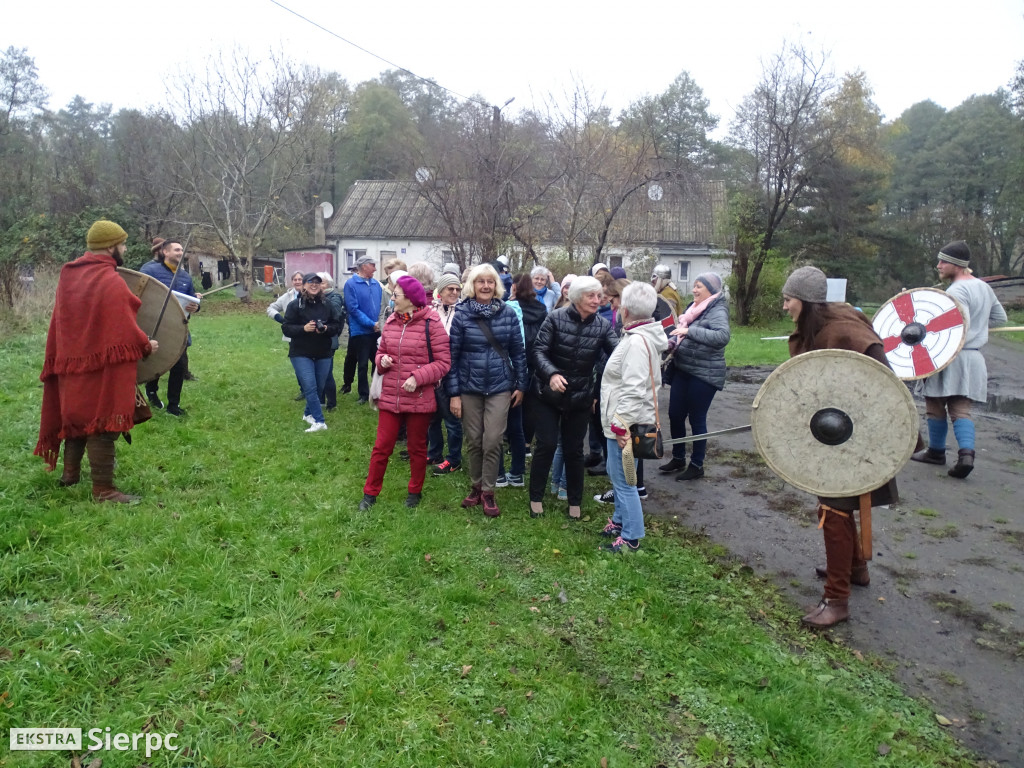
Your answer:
[343,333,379,398]
[146,350,188,408]
[529,400,590,506]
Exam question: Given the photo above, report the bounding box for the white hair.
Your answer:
[317,271,334,290]
[620,282,657,320]
[530,265,548,279]
[462,263,506,300]
[568,275,602,304]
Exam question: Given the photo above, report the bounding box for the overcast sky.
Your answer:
[7,0,1023,131]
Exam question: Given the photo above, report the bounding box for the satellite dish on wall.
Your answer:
[319,201,334,219]
[415,167,432,183]
[647,183,664,201]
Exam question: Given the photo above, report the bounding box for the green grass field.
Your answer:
[0,301,996,767]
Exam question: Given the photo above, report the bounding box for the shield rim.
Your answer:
[117,267,189,384]
[872,287,967,381]
[750,349,919,497]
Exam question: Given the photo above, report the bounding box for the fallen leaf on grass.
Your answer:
[333,591,340,600]
[601,758,608,768]
[558,590,568,604]
[877,597,886,603]
[424,553,432,561]
[552,549,561,555]
[540,595,551,602]
[632,670,644,681]
[249,721,274,746]
[936,714,953,726]
[878,743,891,755]
[493,706,507,718]
[461,665,473,678]
[228,657,243,675]
[0,648,11,660]
[141,716,157,733]
[852,650,865,661]
[529,606,540,613]
[84,759,102,768]
[525,690,534,700]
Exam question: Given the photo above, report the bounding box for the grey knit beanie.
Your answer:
[693,272,723,294]
[435,272,461,294]
[782,266,827,303]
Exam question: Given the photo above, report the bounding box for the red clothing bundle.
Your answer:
[35,252,152,469]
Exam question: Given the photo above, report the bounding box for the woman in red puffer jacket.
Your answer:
[359,275,451,511]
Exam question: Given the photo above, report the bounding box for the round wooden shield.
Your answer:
[117,267,189,384]
[872,287,967,381]
[750,349,918,498]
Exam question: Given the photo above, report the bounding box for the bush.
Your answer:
[727,255,788,325]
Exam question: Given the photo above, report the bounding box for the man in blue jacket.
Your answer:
[141,238,200,417]
[342,255,383,403]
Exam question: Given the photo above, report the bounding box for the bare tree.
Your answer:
[727,43,844,324]
[167,49,331,298]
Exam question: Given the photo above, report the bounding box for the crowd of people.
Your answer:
[34,221,1007,630]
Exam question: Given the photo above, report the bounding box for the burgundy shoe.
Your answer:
[461,485,482,508]
[482,491,500,517]
[93,488,141,503]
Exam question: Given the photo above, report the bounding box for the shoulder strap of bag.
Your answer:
[473,316,513,377]
[425,317,433,362]
[639,336,660,431]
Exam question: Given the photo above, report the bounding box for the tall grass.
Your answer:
[0,307,982,767]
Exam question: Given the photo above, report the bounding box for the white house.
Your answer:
[324,179,733,293]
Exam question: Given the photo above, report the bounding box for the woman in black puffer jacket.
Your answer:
[528,276,618,519]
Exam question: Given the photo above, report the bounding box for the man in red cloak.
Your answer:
[34,220,159,502]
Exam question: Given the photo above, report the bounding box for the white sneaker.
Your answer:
[594,489,615,504]
[305,421,328,433]
[302,414,315,425]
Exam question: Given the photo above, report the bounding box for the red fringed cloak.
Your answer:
[34,252,152,469]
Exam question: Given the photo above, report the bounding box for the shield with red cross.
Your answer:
[872,287,967,381]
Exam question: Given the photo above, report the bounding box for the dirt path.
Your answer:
[643,337,1024,765]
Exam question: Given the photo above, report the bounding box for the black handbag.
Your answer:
[627,338,663,460]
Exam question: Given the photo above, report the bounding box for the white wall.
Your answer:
[333,238,451,272]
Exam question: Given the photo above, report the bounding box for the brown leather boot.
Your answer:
[802,598,849,627]
[815,564,869,586]
[948,449,975,479]
[59,437,86,486]
[461,485,483,508]
[93,488,141,503]
[87,432,139,503]
[911,448,945,465]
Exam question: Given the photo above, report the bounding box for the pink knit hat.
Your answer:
[396,275,428,308]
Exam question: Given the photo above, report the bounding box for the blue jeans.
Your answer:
[607,438,644,541]
[668,370,719,467]
[551,440,565,489]
[427,388,463,465]
[291,356,332,424]
[499,402,526,476]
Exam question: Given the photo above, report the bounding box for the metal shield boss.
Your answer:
[751,349,918,498]
[118,267,189,384]
[872,287,967,381]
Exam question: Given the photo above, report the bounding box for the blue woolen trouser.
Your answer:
[667,370,719,467]
[607,438,644,541]
[291,356,332,424]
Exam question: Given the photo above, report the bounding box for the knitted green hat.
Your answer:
[86,220,128,251]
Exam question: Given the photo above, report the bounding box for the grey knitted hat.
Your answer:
[435,272,461,293]
[782,266,827,303]
[693,272,723,294]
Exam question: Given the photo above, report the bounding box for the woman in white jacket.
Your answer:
[598,282,669,553]
[268,271,305,397]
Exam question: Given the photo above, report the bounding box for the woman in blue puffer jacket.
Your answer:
[445,264,528,518]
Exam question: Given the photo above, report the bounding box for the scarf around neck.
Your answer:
[678,292,721,329]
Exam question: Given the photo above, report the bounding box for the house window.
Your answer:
[677,261,690,294]
[608,255,623,269]
[344,249,366,271]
